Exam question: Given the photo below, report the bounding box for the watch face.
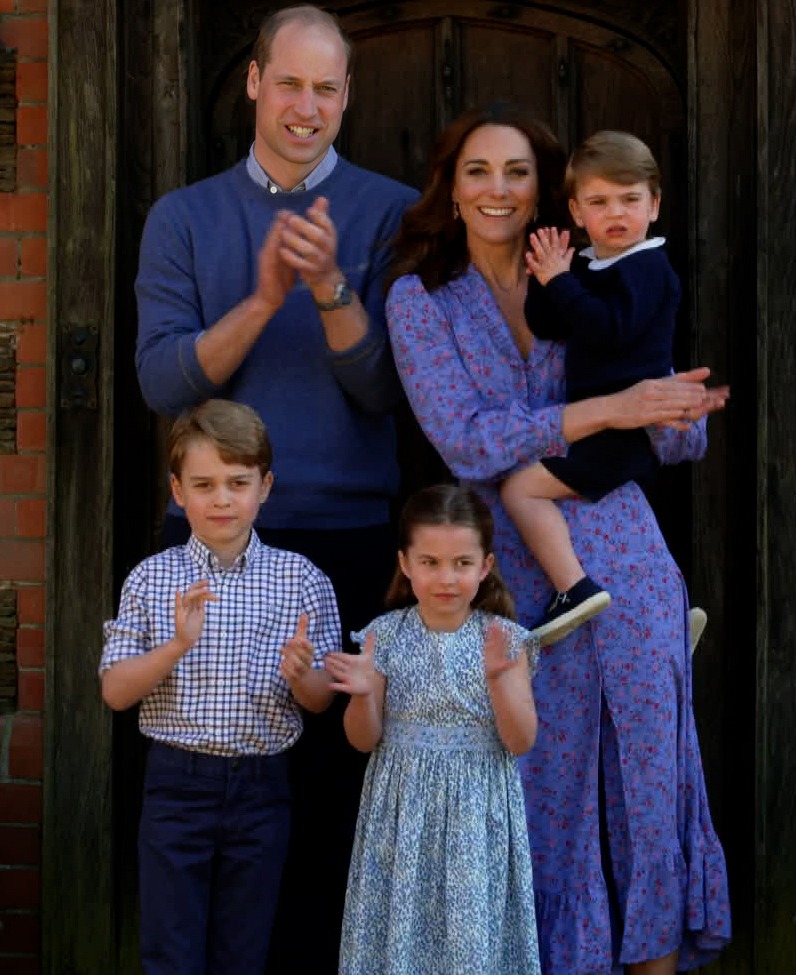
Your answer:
[316,280,352,310]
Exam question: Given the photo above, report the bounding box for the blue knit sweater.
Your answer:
[135,159,418,530]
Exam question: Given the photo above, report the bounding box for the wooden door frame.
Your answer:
[43,0,796,971]
[43,0,117,971]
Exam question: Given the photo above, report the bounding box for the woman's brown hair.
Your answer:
[388,102,567,292]
[385,484,516,621]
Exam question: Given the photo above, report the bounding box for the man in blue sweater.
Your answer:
[134,5,417,972]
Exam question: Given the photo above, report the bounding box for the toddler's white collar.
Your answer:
[581,236,666,270]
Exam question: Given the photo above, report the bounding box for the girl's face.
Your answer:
[451,124,538,254]
[398,524,494,632]
[568,176,660,259]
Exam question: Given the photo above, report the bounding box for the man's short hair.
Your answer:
[566,130,661,197]
[252,4,353,74]
[169,400,273,478]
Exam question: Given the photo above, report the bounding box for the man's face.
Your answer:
[246,21,349,190]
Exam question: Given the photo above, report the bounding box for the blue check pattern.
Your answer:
[101,531,341,756]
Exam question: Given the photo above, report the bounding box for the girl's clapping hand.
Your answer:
[483,621,521,681]
[325,632,377,696]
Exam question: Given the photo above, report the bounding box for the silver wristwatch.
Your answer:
[314,280,353,311]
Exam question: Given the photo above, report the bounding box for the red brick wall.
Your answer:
[0,3,48,973]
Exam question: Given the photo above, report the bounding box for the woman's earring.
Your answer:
[453,200,460,220]
[532,206,539,223]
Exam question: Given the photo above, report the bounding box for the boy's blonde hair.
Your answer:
[566,130,661,198]
[169,400,273,478]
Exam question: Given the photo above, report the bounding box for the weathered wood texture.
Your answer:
[47,0,793,972]
[755,0,796,969]
[688,0,759,971]
[43,0,117,972]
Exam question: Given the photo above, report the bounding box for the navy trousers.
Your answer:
[161,516,396,974]
[138,741,290,975]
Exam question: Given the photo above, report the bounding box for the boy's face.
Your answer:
[170,439,273,563]
[569,176,660,260]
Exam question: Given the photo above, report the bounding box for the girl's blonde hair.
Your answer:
[385,484,516,620]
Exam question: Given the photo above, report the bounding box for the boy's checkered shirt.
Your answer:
[100,532,341,756]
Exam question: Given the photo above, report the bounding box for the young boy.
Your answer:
[502,130,680,645]
[100,399,339,974]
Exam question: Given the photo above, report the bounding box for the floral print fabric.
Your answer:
[339,608,542,975]
[386,268,731,974]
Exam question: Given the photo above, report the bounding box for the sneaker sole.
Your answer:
[531,592,612,647]
[689,607,707,655]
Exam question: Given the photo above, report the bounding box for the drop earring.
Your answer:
[453,200,460,220]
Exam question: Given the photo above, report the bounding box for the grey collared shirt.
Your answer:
[246,143,338,194]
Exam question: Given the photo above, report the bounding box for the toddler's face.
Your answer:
[569,176,660,259]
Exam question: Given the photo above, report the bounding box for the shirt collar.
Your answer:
[580,236,666,270]
[186,530,261,574]
[246,144,338,195]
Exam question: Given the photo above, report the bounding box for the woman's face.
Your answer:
[452,124,539,251]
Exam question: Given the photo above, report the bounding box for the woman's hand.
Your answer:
[606,367,729,431]
[325,632,377,696]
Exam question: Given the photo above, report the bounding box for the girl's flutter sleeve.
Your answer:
[484,615,541,677]
[387,274,568,482]
[351,610,406,677]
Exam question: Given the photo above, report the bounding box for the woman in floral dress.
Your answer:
[385,103,731,975]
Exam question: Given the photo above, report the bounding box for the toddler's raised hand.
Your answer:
[325,632,376,696]
[483,621,520,681]
[526,227,574,286]
[281,613,314,682]
[174,580,218,652]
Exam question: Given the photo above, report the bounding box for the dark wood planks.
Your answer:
[43,0,117,971]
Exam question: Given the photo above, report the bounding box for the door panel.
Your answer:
[343,26,437,188]
[459,24,556,123]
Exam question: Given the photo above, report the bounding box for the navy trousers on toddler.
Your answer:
[138,741,291,975]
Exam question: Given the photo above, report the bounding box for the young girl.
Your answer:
[325,484,542,975]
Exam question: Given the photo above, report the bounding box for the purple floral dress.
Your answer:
[386,267,731,975]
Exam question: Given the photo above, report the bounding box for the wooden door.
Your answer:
[50,1,790,973]
[101,3,732,974]
[201,0,689,550]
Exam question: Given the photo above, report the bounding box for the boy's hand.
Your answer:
[174,580,218,652]
[483,621,520,682]
[526,227,574,286]
[325,632,377,696]
[280,613,314,683]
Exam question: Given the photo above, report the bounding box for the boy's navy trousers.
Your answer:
[138,740,291,975]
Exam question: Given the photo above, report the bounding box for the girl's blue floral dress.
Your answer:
[386,269,732,975]
[339,607,542,975]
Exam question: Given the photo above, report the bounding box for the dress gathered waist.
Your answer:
[380,718,504,752]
